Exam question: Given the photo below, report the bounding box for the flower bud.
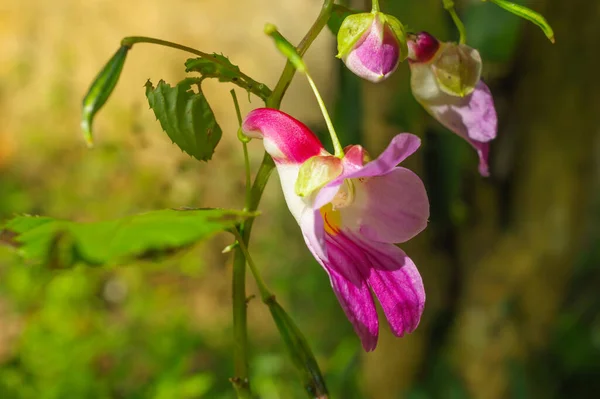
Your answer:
[408,32,496,176]
[81,45,130,146]
[408,32,481,98]
[337,12,407,83]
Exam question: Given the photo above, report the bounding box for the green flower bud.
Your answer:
[81,45,129,146]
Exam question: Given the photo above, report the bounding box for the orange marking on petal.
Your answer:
[320,203,341,236]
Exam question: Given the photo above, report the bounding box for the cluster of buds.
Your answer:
[336,7,497,175]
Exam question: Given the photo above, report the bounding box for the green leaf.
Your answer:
[185,54,272,101]
[1,209,257,267]
[145,78,222,161]
[185,54,242,83]
[484,0,555,43]
[267,299,328,398]
[81,45,129,146]
[327,4,359,36]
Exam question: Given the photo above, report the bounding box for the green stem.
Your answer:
[231,90,252,208]
[229,2,332,396]
[371,0,380,13]
[267,0,334,108]
[264,24,344,157]
[231,229,273,302]
[442,0,467,44]
[231,228,329,399]
[231,250,251,398]
[229,153,275,398]
[306,74,344,157]
[120,36,272,100]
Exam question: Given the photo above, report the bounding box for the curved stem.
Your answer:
[267,0,335,108]
[121,36,272,100]
[229,2,332,396]
[306,74,344,157]
[442,0,467,44]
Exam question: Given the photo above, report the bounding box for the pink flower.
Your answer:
[337,13,406,83]
[408,32,497,176]
[243,108,429,351]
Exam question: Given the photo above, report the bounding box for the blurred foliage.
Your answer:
[1,0,599,398]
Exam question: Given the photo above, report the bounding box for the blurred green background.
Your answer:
[1,0,598,398]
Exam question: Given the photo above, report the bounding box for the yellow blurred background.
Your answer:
[1,0,599,398]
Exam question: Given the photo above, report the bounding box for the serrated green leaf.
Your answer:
[185,54,272,101]
[1,209,257,267]
[185,54,241,82]
[145,78,222,161]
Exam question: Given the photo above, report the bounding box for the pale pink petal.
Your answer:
[299,207,327,260]
[428,80,496,143]
[313,133,421,209]
[321,235,379,351]
[341,167,429,243]
[242,108,325,164]
[425,80,496,176]
[348,234,425,336]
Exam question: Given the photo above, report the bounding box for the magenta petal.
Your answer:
[343,167,429,243]
[242,108,325,164]
[352,237,425,336]
[472,140,490,177]
[322,235,379,351]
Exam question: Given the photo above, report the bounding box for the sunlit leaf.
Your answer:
[2,209,257,267]
[146,78,222,161]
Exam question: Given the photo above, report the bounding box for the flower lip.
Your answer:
[408,31,440,63]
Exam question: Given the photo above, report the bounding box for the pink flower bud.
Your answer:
[337,13,407,83]
[408,32,497,176]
